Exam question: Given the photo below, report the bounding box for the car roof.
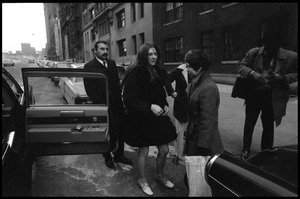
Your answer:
[71,63,85,69]
[246,145,298,187]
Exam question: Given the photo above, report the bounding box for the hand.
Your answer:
[171,92,178,98]
[266,74,287,86]
[251,71,266,86]
[151,104,164,116]
[162,106,169,116]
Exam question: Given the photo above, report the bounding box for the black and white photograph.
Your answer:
[2,2,298,197]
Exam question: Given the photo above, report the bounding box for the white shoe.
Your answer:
[138,178,153,196]
[155,174,174,189]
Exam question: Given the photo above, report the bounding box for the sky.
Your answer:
[2,3,47,53]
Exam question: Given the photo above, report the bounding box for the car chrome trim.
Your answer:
[2,131,15,165]
[207,175,240,196]
[206,154,220,173]
[7,131,15,147]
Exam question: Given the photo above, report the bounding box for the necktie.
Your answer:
[103,61,107,68]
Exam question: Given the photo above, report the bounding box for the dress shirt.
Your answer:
[96,57,107,68]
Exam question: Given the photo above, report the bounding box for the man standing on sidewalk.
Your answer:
[84,41,132,169]
[237,16,298,160]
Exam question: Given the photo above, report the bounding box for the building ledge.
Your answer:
[163,19,183,27]
[221,3,239,9]
[221,60,239,64]
[199,9,214,16]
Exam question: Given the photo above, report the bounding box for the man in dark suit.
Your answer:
[84,40,132,169]
[237,16,298,160]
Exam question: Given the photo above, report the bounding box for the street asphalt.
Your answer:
[30,76,298,197]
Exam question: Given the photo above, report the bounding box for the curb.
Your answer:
[211,73,237,85]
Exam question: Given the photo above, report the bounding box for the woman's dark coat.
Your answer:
[122,65,177,147]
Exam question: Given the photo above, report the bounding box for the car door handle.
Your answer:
[60,111,85,117]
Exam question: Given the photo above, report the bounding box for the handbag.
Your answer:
[231,76,254,99]
[184,156,212,197]
[232,48,260,99]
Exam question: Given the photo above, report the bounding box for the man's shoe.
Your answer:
[114,156,133,165]
[241,150,250,160]
[105,158,115,169]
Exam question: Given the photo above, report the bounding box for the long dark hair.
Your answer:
[124,43,165,84]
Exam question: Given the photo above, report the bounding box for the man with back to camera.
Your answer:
[237,16,298,160]
[84,41,132,169]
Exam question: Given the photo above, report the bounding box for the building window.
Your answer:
[223,25,243,61]
[165,3,183,24]
[91,29,96,41]
[90,8,95,19]
[131,3,136,22]
[132,35,137,55]
[165,36,183,62]
[117,39,126,57]
[99,21,108,36]
[139,33,145,46]
[139,3,144,18]
[201,31,214,61]
[116,9,125,29]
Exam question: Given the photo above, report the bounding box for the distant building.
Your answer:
[21,43,36,57]
[81,3,153,66]
[57,3,85,63]
[110,3,153,66]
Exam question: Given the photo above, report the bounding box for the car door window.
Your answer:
[2,68,24,103]
[21,67,112,155]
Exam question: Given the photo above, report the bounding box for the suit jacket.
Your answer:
[168,67,188,123]
[184,70,224,156]
[237,47,298,126]
[83,58,125,149]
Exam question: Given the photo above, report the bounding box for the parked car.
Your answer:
[205,145,298,197]
[28,59,35,64]
[51,61,74,85]
[58,63,93,104]
[2,67,33,196]
[45,61,55,68]
[3,59,14,66]
[39,60,50,68]
[2,66,116,196]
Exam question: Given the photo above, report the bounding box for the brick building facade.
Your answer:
[153,3,298,73]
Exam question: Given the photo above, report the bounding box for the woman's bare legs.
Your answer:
[138,146,149,180]
[156,144,169,178]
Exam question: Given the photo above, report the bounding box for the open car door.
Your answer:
[22,67,117,156]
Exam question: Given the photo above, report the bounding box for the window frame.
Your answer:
[223,24,243,61]
[201,30,215,61]
[165,3,183,24]
[116,9,125,29]
[117,39,127,57]
[165,36,184,63]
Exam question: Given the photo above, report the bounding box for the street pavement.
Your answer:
[31,83,298,197]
